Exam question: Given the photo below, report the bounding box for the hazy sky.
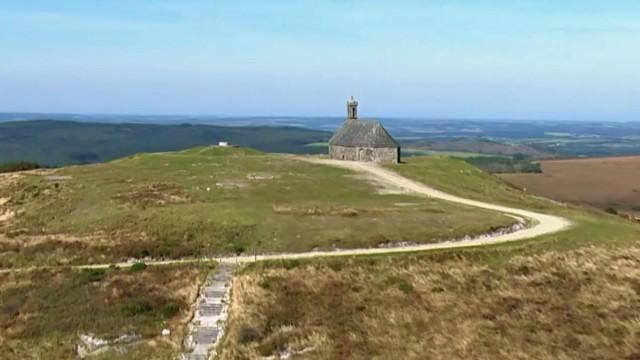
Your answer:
[1,0,639,120]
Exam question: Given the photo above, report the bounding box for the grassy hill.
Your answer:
[0,147,514,268]
[0,120,331,167]
[218,157,640,359]
[4,149,639,359]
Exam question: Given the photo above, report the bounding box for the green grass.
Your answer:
[304,142,329,148]
[385,157,640,262]
[218,156,640,359]
[0,148,514,268]
[402,148,499,158]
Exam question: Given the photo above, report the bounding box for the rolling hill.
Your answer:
[0,120,331,167]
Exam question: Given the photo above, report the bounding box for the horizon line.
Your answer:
[0,111,637,124]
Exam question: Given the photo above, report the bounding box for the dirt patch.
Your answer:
[246,173,278,181]
[346,174,407,195]
[272,205,399,217]
[0,197,11,225]
[0,210,15,223]
[114,183,189,207]
[215,179,249,189]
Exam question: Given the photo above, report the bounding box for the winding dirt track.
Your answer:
[0,159,572,273]
[87,159,571,269]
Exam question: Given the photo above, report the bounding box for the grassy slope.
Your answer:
[0,120,331,166]
[402,149,498,158]
[218,156,640,359]
[386,157,640,263]
[222,247,640,360]
[0,148,513,268]
[0,264,207,359]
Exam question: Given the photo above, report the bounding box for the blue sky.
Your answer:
[1,0,639,120]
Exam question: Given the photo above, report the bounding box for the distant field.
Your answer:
[402,148,496,158]
[403,138,551,159]
[0,147,513,268]
[304,142,329,148]
[500,156,640,216]
[0,120,330,166]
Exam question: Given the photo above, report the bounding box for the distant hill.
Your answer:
[406,138,552,159]
[0,120,331,166]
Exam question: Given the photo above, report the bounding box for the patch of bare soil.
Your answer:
[114,183,190,207]
[346,173,407,195]
[0,197,14,229]
[246,173,278,181]
[215,179,249,189]
[271,205,399,217]
[0,209,15,224]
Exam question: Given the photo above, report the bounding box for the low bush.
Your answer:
[77,269,106,283]
[238,325,261,344]
[0,162,43,174]
[130,262,147,272]
[121,300,153,317]
[384,275,414,294]
[160,302,180,319]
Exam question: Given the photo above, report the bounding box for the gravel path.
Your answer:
[0,159,571,273]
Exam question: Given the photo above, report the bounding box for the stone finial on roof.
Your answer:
[347,96,358,120]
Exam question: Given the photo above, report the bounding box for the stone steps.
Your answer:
[179,263,234,360]
[199,303,222,316]
[193,327,219,344]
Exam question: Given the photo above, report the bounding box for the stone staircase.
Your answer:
[180,263,234,360]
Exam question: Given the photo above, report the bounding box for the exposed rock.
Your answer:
[76,332,141,358]
[215,180,248,189]
[45,175,73,181]
[246,173,277,180]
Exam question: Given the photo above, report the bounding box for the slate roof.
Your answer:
[329,119,399,148]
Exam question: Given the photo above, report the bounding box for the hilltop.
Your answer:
[0,147,514,269]
[1,147,639,359]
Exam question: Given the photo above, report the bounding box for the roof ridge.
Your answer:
[328,118,399,148]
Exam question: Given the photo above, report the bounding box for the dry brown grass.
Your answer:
[500,156,640,217]
[0,264,207,359]
[220,245,640,359]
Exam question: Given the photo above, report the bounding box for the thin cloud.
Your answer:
[0,7,181,31]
